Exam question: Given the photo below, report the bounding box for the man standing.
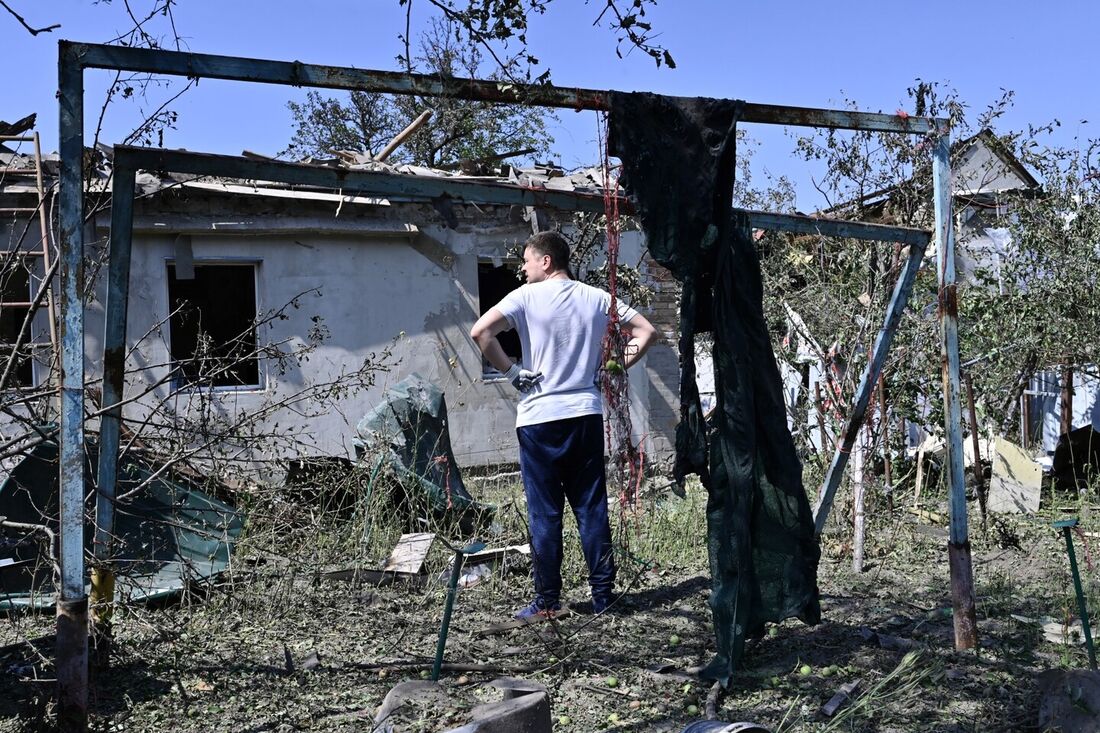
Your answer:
[470,231,658,619]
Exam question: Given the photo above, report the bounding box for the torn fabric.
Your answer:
[609,93,821,684]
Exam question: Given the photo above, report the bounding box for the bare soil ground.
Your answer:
[1,474,1095,732]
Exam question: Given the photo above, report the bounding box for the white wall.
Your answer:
[71,211,660,474]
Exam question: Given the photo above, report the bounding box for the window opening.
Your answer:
[0,257,36,387]
[477,260,523,375]
[167,263,259,388]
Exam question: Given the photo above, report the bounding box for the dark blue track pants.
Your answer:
[517,413,616,606]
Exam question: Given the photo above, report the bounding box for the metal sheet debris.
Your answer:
[988,437,1042,514]
[0,440,243,611]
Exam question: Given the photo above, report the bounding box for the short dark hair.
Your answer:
[525,231,572,275]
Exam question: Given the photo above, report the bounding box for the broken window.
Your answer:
[0,257,36,388]
[167,263,260,389]
[477,260,523,375]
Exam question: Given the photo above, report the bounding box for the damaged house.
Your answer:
[0,141,674,476]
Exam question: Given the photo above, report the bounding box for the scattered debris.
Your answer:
[442,678,552,733]
[0,440,242,610]
[820,679,861,717]
[988,437,1042,514]
[373,680,450,728]
[437,543,531,588]
[475,608,573,637]
[1041,616,1086,645]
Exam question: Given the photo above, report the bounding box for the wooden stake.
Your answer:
[852,427,866,573]
[913,446,925,509]
[815,381,831,470]
[1060,362,1074,438]
[964,373,986,529]
[878,373,893,512]
[376,109,433,162]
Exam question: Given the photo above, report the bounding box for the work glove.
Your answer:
[504,364,543,394]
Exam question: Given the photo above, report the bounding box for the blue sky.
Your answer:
[3,0,1096,209]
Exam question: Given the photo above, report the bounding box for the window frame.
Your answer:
[164,257,264,392]
[0,252,45,390]
[476,257,524,380]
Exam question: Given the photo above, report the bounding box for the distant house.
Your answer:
[0,144,674,472]
[809,129,1098,456]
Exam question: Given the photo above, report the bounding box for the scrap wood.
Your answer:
[474,608,572,637]
[705,679,722,719]
[318,567,425,587]
[907,507,945,524]
[820,679,861,717]
[382,532,436,574]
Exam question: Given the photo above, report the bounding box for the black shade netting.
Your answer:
[608,93,821,684]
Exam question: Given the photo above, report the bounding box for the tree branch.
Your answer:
[0,1,60,36]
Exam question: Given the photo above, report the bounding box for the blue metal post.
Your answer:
[814,235,930,536]
[933,130,978,650]
[57,40,88,731]
[90,168,136,644]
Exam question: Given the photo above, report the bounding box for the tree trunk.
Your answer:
[1060,361,1074,438]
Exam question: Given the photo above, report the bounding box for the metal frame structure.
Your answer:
[56,40,974,729]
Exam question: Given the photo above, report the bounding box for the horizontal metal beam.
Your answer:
[112,146,617,213]
[113,147,933,245]
[66,42,944,134]
[745,210,931,246]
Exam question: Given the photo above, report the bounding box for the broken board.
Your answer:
[382,532,436,574]
[475,607,572,637]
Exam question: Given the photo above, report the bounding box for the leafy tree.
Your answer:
[284,19,555,167]
[963,132,1100,433]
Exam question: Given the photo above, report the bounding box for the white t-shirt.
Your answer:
[495,279,638,428]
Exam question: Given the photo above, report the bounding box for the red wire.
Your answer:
[597,112,642,508]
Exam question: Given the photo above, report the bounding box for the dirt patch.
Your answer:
[1,480,1096,731]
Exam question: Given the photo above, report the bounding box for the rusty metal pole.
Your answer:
[57,42,89,730]
[90,167,137,664]
[933,130,978,651]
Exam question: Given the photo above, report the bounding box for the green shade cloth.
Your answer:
[0,440,243,611]
[609,93,821,684]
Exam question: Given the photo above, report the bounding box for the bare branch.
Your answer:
[0,0,60,36]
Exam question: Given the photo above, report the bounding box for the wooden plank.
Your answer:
[381,532,436,574]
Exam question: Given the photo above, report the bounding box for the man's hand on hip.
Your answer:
[504,364,543,394]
